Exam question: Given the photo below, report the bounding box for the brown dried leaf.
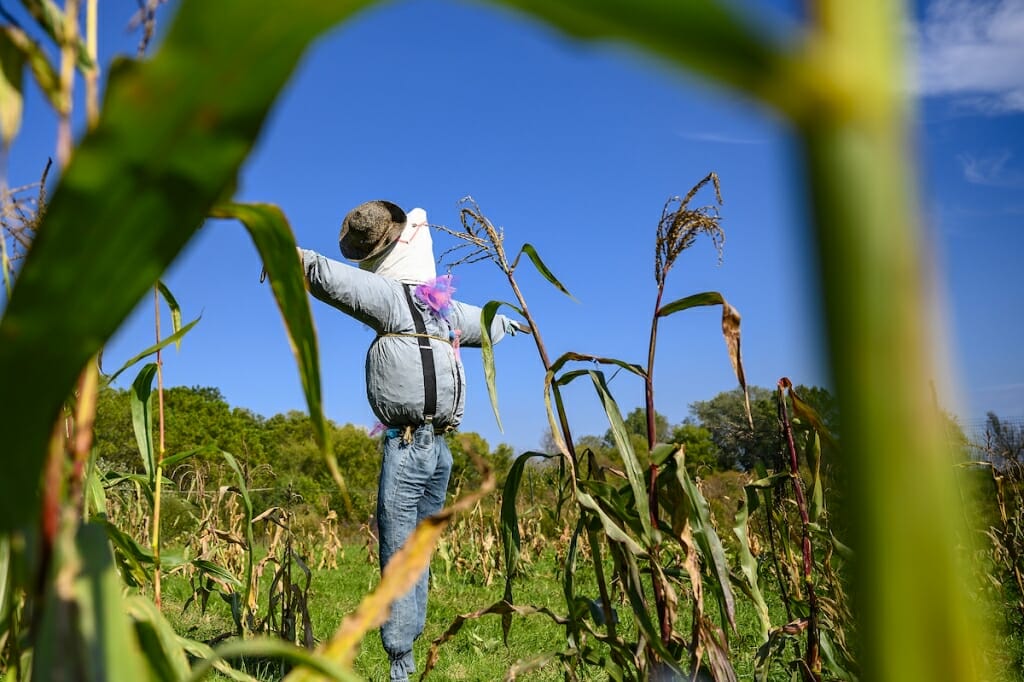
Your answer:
[422,599,571,678]
[721,300,752,429]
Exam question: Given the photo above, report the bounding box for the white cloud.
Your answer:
[675,131,765,145]
[957,150,1024,186]
[913,0,1024,113]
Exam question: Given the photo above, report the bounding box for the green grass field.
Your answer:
[158,538,802,681]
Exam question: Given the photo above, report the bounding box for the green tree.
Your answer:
[670,421,720,476]
[604,407,669,448]
[446,431,514,491]
[690,386,778,470]
[327,423,379,519]
[94,386,136,471]
[689,384,840,471]
[261,411,378,517]
[163,386,268,459]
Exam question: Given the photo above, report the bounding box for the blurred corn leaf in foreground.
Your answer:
[211,202,354,517]
[0,0,375,532]
[484,0,984,679]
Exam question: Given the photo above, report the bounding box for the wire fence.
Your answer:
[959,416,1024,465]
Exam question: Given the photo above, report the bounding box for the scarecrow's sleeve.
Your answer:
[449,301,521,348]
[299,249,400,332]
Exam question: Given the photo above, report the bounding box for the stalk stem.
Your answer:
[65,0,101,526]
[151,286,167,608]
[645,286,671,646]
[56,0,79,168]
[85,0,98,128]
[778,380,820,681]
[67,361,98,508]
[505,270,576,462]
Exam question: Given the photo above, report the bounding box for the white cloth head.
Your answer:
[360,208,436,284]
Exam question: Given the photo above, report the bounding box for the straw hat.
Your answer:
[338,200,407,262]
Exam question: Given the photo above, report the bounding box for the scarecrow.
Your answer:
[296,200,523,681]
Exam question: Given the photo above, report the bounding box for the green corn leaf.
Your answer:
[544,354,646,462]
[83,450,107,519]
[819,630,859,681]
[0,29,25,146]
[177,638,261,682]
[588,370,654,542]
[672,448,736,630]
[650,442,677,467]
[480,0,802,118]
[102,471,170,490]
[548,351,646,381]
[220,450,254,619]
[1,25,61,112]
[561,518,584,644]
[479,300,524,432]
[608,539,679,666]
[33,521,149,681]
[94,516,154,586]
[0,535,11,634]
[191,559,242,589]
[124,595,192,682]
[105,316,201,384]
[734,485,771,642]
[578,478,645,537]
[657,290,724,317]
[804,430,824,523]
[658,290,749,426]
[747,472,790,489]
[788,382,839,452]
[18,0,93,70]
[0,0,373,533]
[554,368,590,386]
[575,489,646,557]
[581,526,618,640]
[222,590,244,637]
[159,550,186,571]
[513,243,576,300]
[753,626,794,682]
[185,637,357,682]
[156,280,183,349]
[500,451,555,593]
[210,204,316,432]
[807,524,854,562]
[211,202,355,518]
[160,444,215,471]
[130,363,158,482]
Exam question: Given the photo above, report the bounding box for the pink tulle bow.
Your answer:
[414,275,456,321]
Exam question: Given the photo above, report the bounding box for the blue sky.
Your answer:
[4,0,1022,453]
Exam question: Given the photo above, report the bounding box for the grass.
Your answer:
[156,531,805,681]
[162,542,587,681]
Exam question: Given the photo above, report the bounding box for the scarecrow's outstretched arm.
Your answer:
[449,301,522,347]
[299,249,401,332]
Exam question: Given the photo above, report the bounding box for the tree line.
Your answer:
[93,385,514,523]
[94,382,847,524]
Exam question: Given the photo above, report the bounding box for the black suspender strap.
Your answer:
[402,285,437,420]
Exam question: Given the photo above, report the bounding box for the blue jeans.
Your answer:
[377,424,453,682]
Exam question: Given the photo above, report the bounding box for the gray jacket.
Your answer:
[300,249,515,430]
